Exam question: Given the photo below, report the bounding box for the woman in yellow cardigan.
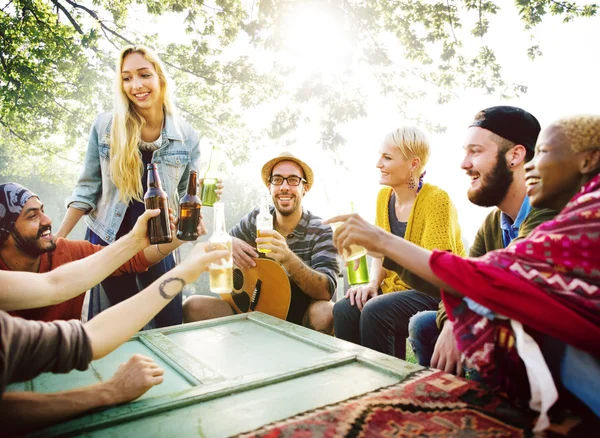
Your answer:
[333,126,465,359]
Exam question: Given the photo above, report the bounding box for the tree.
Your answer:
[0,0,278,184]
[245,0,597,149]
[0,0,597,183]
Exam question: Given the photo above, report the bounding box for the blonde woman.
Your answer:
[333,126,465,359]
[57,46,204,328]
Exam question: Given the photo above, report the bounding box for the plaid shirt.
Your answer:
[230,206,340,298]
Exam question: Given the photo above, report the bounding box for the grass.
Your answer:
[405,339,417,364]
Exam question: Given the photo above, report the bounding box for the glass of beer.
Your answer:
[330,222,367,262]
[208,202,233,293]
[329,201,367,262]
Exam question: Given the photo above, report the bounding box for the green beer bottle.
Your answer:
[347,254,369,285]
[201,145,220,207]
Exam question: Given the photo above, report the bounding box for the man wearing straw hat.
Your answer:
[183,152,340,333]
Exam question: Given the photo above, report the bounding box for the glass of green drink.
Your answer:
[329,201,367,262]
[201,178,219,207]
[347,254,369,285]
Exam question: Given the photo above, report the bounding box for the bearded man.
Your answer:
[183,152,340,333]
[408,106,558,374]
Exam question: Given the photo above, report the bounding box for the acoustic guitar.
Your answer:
[221,258,294,321]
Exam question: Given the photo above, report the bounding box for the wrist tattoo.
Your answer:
[159,277,186,300]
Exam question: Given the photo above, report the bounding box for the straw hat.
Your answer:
[260,152,314,189]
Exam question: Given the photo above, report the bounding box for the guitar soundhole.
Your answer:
[233,267,244,290]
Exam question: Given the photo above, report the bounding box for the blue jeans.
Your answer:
[333,290,439,360]
[408,310,440,366]
[560,344,600,417]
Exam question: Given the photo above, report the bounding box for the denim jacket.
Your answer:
[67,112,200,244]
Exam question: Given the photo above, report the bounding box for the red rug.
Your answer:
[237,369,589,437]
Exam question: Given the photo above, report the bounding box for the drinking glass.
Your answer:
[329,201,367,262]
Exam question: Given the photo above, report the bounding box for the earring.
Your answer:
[510,162,514,167]
[407,173,416,190]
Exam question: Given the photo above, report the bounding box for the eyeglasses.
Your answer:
[269,175,307,186]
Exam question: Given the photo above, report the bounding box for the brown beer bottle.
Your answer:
[177,170,202,241]
[144,163,172,244]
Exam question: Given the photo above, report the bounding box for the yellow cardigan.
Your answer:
[375,183,466,294]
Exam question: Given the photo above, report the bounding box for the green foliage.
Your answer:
[0,0,105,174]
[0,0,597,184]
[515,0,598,59]
[516,0,597,28]
[243,0,595,148]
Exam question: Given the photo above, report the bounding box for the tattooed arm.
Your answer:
[84,244,228,359]
[0,244,227,432]
[256,229,333,301]
[282,253,332,301]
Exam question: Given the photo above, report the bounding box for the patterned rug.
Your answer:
[236,369,590,437]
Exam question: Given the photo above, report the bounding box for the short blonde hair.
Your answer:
[553,115,600,154]
[384,126,430,176]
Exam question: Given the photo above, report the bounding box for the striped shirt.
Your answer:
[230,206,340,323]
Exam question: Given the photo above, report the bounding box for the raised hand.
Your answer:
[172,208,207,244]
[215,178,224,199]
[179,242,229,277]
[231,236,258,269]
[255,229,292,265]
[200,178,225,200]
[324,214,385,259]
[129,209,161,247]
[197,211,208,237]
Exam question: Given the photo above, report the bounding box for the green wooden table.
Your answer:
[7,312,421,437]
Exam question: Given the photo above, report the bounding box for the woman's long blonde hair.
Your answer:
[110,45,176,203]
[384,126,430,177]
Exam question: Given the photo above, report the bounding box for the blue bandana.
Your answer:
[0,183,37,243]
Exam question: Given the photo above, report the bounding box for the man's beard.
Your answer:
[11,225,56,257]
[273,195,300,217]
[467,153,514,207]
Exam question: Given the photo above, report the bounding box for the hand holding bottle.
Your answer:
[256,195,273,254]
[208,202,233,293]
[172,211,208,245]
[231,237,258,269]
[201,145,225,207]
[178,242,230,278]
[145,163,172,244]
[255,229,293,266]
[128,209,161,248]
[200,178,224,204]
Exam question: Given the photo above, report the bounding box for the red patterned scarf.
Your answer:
[431,174,600,399]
